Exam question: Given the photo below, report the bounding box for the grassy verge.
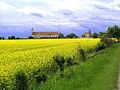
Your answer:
[33,43,120,90]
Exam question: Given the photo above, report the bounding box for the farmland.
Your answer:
[0,39,100,89]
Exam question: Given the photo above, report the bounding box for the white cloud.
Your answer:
[1,0,120,29]
[0,1,15,11]
[46,20,78,26]
[40,0,94,11]
[108,0,120,10]
[2,0,120,37]
[16,5,53,16]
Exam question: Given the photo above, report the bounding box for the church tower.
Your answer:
[31,27,34,32]
[89,29,91,34]
[31,27,34,35]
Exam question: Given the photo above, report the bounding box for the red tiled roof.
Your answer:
[32,32,59,35]
[84,32,91,35]
[83,32,92,36]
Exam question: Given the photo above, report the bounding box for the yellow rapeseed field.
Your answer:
[0,39,100,83]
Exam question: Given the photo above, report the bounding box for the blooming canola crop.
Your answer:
[0,39,100,82]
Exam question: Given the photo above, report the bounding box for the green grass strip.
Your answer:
[35,43,120,90]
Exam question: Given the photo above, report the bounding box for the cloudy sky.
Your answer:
[0,0,120,37]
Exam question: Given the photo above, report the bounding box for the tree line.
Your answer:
[0,25,120,40]
[91,25,120,41]
[59,25,120,39]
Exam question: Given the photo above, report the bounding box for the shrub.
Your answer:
[53,55,65,77]
[101,37,114,47]
[64,68,75,79]
[0,78,8,90]
[32,68,47,84]
[95,42,106,52]
[87,47,96,54]
[34,72,47,84]
[78,48,87,62]
[13,70,28,90]
[66,57,74,67]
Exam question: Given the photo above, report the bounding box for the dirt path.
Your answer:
[117,74,120,89]
[116,63,120,90]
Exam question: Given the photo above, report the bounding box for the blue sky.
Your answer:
[0,0,120,37]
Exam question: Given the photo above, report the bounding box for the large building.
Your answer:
[82,29,92,38]
[31,28,59,38]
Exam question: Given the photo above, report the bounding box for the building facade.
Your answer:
[31,28,59,38]
[82,30,92,38]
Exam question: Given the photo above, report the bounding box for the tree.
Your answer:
[16,37,20,39]
[93,32,99,38]
[99,32,106,38]
[11,36,15,39]
[2,37,4,40]
[107,25,120,41]
[0,37,2,40]
[8,36,16,40]
[28,36,34,39]
[66,33,78,38]
[8,36,10,40]
[58,33,64,38]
